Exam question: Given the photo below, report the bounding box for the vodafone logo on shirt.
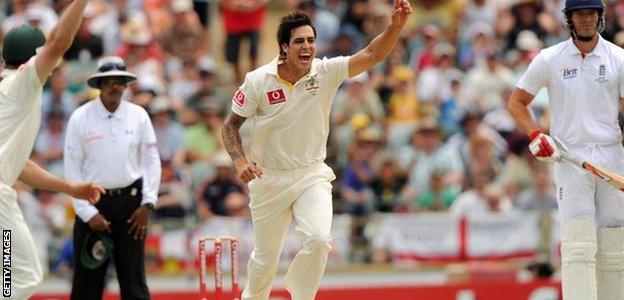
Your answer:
[233,90,246,107]
[266,89,286,105]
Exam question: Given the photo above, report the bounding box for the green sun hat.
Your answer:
[80,232,114,269]
[1,25,46,67]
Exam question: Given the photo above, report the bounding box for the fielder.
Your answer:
[508,0,624,299]
[0,0,104,298]
[221,1,412,299]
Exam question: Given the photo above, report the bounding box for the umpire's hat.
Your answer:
[1,25,46,67]
[87,56,137,88]
[81,232,114,269]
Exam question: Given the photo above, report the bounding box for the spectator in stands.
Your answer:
[149,96,186,170]
[42,67,77,120]
[450,177,513,216]
[417,43,464,109]
[297,0,340,57]
[159,0,205,62]
[197,151,245,219]
[184,101,223,163]
[331,72,384,156]
[221,0,268,83]
[386,66,419,149]
[400,120,463,199]
[462,48,515,113]
[153,160,192,220]
[63,9,104,62]
[35,108,67,177]
[501,0,552,50]
[513,164,556,212]
[341,129,380,216]
[370,155,408,213]
[415,168,460,211]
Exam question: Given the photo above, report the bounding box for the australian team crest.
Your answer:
[304,75,320,95]
[562,67,577,79]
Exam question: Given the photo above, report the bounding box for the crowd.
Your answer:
[3,0,621,276]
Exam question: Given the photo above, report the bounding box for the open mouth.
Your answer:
[299,53,312,63]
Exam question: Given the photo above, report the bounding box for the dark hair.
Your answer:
[276,12,316,59]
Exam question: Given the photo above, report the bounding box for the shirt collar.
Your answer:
[266,55,319,78]
[566,34,607,57]
[95,98,126,120]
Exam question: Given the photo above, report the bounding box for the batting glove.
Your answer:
[528,129,562,162]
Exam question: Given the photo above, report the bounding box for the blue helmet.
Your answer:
[563,0,605,39]
[564,0,604,13]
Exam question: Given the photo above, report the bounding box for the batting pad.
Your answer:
[561,219,597,300]
[597,227,624,300]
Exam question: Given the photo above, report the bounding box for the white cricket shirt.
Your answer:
[517,35,624,146]
[231,56,350,171]
[64,99,161,222]
[0,57,44,187]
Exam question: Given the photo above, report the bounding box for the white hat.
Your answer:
[516,30,543,51]
[87,56,137,88]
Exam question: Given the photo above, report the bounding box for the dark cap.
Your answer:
[2,25,46,67]
[80,232,113,269]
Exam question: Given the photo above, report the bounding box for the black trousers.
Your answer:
[71,179,150,300]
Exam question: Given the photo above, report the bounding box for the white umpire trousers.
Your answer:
[0,185,43,299]
[242,162,335,300]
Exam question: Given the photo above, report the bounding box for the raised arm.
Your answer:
[221,111,263,183]
[348,0,412,77]
[35,0,90,82]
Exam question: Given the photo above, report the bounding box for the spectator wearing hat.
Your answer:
[64,56,161,299]
[197,151,245,219]
[184,101,223,163]
[149,96,186,168]
[462,47,515,113]
[35,107,67,177]
[399,119,463,201]
[386,66,420,149]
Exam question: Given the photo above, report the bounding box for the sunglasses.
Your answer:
[98,62,126,72]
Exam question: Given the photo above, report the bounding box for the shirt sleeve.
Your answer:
[140,113,162,206]
[230,73,260,118]
[516,52,548,96]
[64,111,99,222]
[323,56,350,87]
[1,57,44,110]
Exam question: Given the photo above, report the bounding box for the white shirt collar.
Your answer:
[95,98,127,120]
[566,34,607,57]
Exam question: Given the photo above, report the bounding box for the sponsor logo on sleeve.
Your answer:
[266,89,286,105]
[233,90,246,107]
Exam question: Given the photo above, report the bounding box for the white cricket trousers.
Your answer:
[0,185,43,299]
[242,162,335,300]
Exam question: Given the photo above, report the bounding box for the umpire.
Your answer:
[64,56,161,299]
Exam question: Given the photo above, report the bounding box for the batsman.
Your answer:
[509,0,624,299]
[221,1,411,299]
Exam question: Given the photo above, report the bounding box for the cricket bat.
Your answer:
[553,138,624,191]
